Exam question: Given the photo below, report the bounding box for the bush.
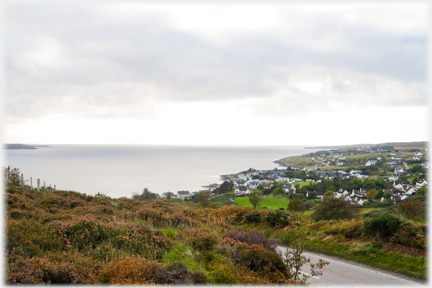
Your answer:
[7,251,100,284]
[244,212,262,224]
[156,261,196,284]
[168,212,195,227]
[363,212,402,239]
[312,197,359,221]
[235,244,288,277]
[344,222,363,239]
[287,198,306,213]
[136,207,167,226]
[262,210,294,228]
[224,229,278,254]
[390,222,425,249]
[99,257,161,284]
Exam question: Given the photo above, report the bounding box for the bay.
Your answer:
[3,145,320,198]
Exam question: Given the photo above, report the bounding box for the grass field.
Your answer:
[234,197,290,209]
[358,208,384,214]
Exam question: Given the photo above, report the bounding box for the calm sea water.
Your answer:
[3,145,319,198]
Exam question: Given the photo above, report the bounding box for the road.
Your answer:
[312,157,329,167]
[276,245,426,286]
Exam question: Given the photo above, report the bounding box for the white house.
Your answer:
[389,175,399,181]
[415,151,423,156]
[283,185,296,193]
[276,177,291,183]
[394,166,404,175]
[416,179,428,188]
[177,190,191,199]
[234,186,251,195]
[413,156,421,161]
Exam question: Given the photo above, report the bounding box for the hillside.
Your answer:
[5,178,427,284]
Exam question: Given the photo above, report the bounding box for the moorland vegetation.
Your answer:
[5,163,428,284]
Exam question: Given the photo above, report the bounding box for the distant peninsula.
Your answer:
[5,144,49,149]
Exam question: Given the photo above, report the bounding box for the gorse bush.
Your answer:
[262,210,294,227]
[244,212,262,224]
[363,212,402,239]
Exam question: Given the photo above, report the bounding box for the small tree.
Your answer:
[367,188,378,199]
[287,198,306,213]
[196,190,211,207]
[249,190,263,209]
[398,198,425,220]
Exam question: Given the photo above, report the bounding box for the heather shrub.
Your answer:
[234,243,288,277]
[168,212,195,227]
[191,270,208,284]
[390,222,425,249]
[211,261,267,284]
[224,229,278,254]
[7,219,64,258]
[344,222,363,239]
[7,251,100,284]
[136,207,167,226]
[7,256,46,284]
[363,212,402,239]
[244,212,262,224]
[262,210,294,228]
[99,257,161,284]
[156,261,197,284]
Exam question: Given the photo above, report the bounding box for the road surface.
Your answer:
[276,245,426,286]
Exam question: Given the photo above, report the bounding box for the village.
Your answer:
[156,144,428,209]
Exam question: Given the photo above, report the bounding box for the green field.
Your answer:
[358,208,384,214]
[234,197,290,209]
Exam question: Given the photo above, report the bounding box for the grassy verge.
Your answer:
[302,239,426,280]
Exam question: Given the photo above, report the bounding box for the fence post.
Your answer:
[30,177,32,189]
[37,179,40,191]
[7,166,10,182]
[54,185,56,190]
[21,174,23,187]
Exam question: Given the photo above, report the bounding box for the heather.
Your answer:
[5,181,427,284]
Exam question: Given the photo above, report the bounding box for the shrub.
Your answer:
[156,261,197,284]
[287,198,306,213]
[344,222,363,239]
[7,251,100,284]
[262,210,294,228]
[244,212,262,224]
[136,207,167,226]
[99,257,161,284]
[363,212,402,239]
[234,244,288,277]
[312,197,359,221]
[398,198,425,220]
[167,212,195,227]
[390,222,425,249]
[224,229,278,254]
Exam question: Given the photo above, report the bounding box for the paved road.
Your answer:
[276,245,426,286]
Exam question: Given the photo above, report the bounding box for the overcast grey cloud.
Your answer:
[4,2,428,145]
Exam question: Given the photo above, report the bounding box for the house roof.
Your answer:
[177,191,190,195]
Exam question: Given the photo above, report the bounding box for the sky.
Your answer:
[2,2,429,146]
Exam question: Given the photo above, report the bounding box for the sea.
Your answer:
[3,145,321,198]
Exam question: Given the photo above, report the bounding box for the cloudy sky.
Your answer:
[3,2,428,146]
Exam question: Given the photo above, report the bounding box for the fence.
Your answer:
[4,165,56,192]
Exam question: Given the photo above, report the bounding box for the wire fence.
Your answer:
[4,165,56,192]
